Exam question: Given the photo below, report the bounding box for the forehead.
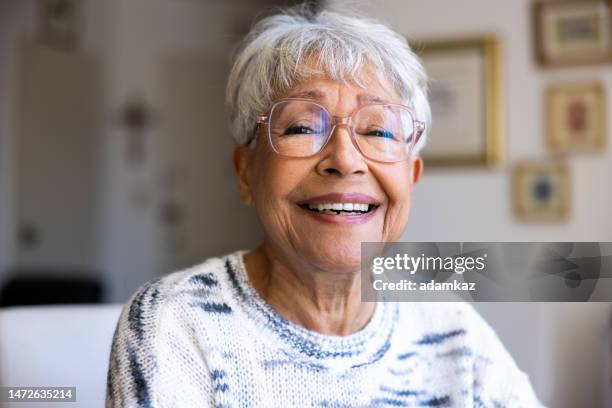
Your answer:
[276,68,402,107]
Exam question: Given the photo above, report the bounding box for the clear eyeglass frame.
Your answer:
[247,98,425,163]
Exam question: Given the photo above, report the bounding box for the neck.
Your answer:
[243,242,375,336]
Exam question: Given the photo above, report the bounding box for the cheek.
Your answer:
[251,148,285,200]
[249,149,311,211]
[376,164,414,235]
[382,163,413,205]
[255,164,301,203]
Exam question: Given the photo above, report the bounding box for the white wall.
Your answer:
[328,1,612,407]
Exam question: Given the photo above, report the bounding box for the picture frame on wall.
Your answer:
[416,37,504,167]
[547,82,606,153]
[513,161,571,222]
[533,0,612,67]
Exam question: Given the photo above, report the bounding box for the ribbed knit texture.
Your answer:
[106,249,545,407]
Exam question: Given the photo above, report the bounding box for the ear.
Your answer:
[232,145,254,205]
[410,156,423,186]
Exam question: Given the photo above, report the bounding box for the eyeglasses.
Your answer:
[249,98,425,163]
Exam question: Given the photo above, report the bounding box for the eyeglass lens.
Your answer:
[268,100,416,162]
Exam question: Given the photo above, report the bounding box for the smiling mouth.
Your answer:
[298,202,379,216]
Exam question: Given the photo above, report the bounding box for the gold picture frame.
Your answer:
[533,0,612,67]
[546,81,606,153]
[513,161,571,222]
[416,37,504,167]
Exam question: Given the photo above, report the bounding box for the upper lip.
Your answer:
[297,193,381,206]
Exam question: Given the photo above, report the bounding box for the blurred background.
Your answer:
[0,0,611,407]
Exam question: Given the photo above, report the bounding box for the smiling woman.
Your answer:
[106,5,545,408]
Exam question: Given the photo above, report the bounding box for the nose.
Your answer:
[315,123,368,177]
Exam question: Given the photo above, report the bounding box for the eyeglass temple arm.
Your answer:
[244,115,270,146]
[414,121,425,145]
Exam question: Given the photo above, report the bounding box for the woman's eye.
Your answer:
[366,129,395,139]
[283,126,315,135]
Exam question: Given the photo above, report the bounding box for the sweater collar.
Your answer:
[224,249,398,371]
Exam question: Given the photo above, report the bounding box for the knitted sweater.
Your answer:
[106,249,545,407]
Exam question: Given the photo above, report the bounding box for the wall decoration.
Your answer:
[533,0,612,67]
[547,81,606,153]
[416,37,503,167]
[513,161,571,222]
[38,0,80,52]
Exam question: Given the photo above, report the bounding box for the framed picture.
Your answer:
[547,82,606,153]
[513,161,571,222]
[533,0,612,67]
[416,37,503,167]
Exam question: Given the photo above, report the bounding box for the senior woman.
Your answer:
[106,7,544,408]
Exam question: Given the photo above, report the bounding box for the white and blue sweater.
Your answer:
[106,249,545,407]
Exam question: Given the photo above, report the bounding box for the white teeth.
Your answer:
[306,202,373,213]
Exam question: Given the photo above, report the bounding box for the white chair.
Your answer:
[0,304,123,407]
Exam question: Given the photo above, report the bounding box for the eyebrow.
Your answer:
[360,94,389,104]
[287,90,325,100]
[286,89,391,105]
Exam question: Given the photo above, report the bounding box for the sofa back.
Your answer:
[0,304,122,407]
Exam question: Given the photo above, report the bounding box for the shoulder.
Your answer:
[107,253,237,406]
[394,302,513,368]
[112,251,240,351]
[395,302,544,406]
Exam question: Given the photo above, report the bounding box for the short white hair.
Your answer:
[226,6,430,154]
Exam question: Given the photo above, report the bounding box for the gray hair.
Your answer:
[226,6,430,154]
